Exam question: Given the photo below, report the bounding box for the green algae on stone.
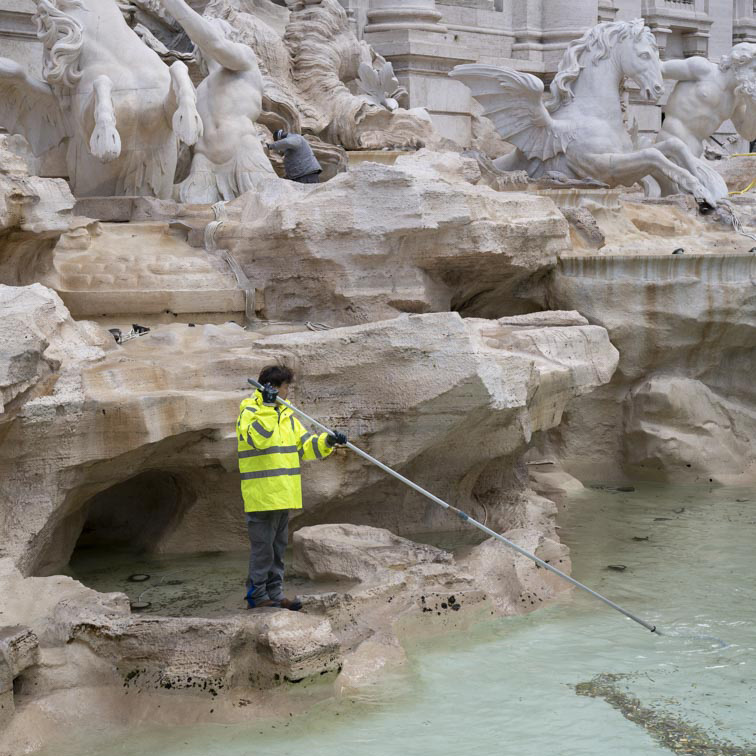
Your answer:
[575,673,755,756]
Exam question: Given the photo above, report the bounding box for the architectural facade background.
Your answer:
[0,0,752,147]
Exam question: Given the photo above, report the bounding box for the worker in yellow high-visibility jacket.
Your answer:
[236,365,347,610]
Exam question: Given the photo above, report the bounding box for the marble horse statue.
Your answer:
[0,0,203,197]
[450,19,724,207]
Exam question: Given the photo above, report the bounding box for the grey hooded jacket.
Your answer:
[268,134,322,180]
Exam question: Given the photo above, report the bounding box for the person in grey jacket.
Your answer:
[266,130,323,183]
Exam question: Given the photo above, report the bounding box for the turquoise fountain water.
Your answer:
[52,483,755,756]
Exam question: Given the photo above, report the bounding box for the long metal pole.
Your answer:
[247,379,659,634]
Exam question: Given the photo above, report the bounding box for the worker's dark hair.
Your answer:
[258,365,294,388]
[273,129,287,141]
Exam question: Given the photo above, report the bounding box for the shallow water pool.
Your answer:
[50,483,756,755]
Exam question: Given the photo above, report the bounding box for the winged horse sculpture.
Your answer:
[0,0,203,197]
[450,19,727,207]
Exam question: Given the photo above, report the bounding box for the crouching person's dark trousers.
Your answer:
[292,172,320,184]
[245,509,289,607]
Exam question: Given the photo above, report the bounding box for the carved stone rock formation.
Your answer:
[0,144,84,288]
[0,271,617,746]
[624,375,755,480]
[293,524,453,582]
[0,284,110,417]
[216,150,570,324]
[0,282,617,577]
[547,252,756,484]
[713,155,756,193]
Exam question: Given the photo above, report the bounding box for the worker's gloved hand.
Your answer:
[326,431,347,447]
[261,383,279,405]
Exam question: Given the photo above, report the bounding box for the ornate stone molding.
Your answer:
[365,0,447,34]
[641,0,713,58]
[0,9,36,39]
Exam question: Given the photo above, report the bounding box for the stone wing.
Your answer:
[0,62,67,156]
[450,64,573,162]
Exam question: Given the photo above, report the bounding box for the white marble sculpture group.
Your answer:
[0,0,434,202]
[0,0,203,197]
[452,20,756,206]
[0,6,753,206]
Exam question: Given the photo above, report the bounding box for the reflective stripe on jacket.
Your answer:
[236,390,333,512]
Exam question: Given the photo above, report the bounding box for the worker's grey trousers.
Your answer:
[245,510,289,605]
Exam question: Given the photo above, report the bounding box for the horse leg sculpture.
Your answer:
[653,137,729,202]
[89,75,121,162]
[568,147,716,207]
[168,60,203,146]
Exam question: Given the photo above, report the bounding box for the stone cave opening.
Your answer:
[73,469,189,555]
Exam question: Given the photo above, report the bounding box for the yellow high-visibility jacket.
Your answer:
[236,390,334,512]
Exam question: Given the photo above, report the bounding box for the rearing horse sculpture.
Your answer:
[0,0,203,197]
[451,19,726,207]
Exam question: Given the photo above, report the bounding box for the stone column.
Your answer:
[510,0,544,63]
[512,0,601,70]
[539,0,599,70]
[336,0,369,37]
[365,0,445,33]
[363,0,475,146]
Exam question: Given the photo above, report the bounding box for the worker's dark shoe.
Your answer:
[278,597,303,612]
[245,590,281,609]
[247,598,281,610]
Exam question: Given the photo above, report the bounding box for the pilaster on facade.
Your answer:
[0,1,39,75]
[510,1,600,71]
[640,0,713,58]
[597,0,619,22]
[732,0,756,43]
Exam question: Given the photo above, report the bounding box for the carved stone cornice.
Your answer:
[641,0,713,58]
[733,17,756,44]
[640,0,713,32]
[0,9,36,40]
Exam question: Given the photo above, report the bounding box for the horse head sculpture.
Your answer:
[545,19,664,110]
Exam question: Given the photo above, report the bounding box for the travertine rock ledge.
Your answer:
[216,150,570,324]
[547,254,756,483]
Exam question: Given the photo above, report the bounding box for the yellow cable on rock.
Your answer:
[728,177,756,196]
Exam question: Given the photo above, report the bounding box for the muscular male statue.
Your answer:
[159,0,277,203]
[658,42,756,157]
